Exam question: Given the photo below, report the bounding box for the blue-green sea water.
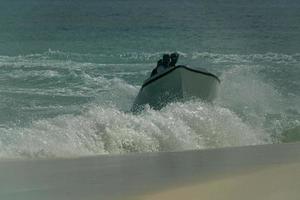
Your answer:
[0,0,299,158]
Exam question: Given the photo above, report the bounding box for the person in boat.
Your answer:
[150,61,159,77]
[150,53,179,77]
[158,54,171,72]
[170,52,179,67]
[150,54,169,76]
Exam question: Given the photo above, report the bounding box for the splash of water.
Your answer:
[0,101,268,159]
[0,50,299,159]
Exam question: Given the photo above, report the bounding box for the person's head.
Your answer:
[170,52,179,67]
[162,54,171,66]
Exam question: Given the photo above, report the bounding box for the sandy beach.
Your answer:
[0,143,299,200]
[138,162,300,200]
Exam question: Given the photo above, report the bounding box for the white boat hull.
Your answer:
[132,65,220,112]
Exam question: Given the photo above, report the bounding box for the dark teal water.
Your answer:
[0,0,299,158]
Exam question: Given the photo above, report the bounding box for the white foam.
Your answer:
[0,51,298,159]
[216,63,300,140]
[190,52,299,64]
[0,101,268,159]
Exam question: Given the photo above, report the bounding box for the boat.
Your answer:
[131,65,220,112]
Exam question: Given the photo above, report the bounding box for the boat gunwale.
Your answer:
[141,65,221,89]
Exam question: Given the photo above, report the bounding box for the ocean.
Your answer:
[0,0,299,159]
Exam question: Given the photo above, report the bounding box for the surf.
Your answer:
[0,50,299,159]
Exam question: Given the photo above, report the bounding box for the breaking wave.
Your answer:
[0,50,299,159]
[0,101,267,159]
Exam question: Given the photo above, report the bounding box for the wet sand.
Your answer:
[138,163,300,200]
[0,143,299,200]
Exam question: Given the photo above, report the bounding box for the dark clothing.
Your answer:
[170,53,179,67]
[162,54,171,67]
[151,59,162,77]
[150,68,158,77]
[150,53,179,77]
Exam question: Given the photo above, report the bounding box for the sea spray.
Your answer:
[0,101,267,159]
[0,51,299,159]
